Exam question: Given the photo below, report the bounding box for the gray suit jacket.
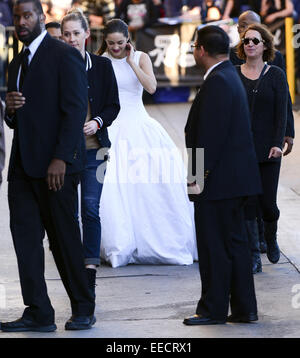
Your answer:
[0,99,5,186]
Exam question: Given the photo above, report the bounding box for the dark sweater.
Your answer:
[230,47,295,138]
[236,65,288,163]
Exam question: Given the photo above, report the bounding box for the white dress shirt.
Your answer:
[17,30,48,90]
[203,61,225,81]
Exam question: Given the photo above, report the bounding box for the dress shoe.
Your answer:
[252,256,262,274]
[227,313,258,323]
[0,317,57,332]
[65,315,96,330]
[183,314,226,326]
[264,221,280,263]
[259,240,267,253]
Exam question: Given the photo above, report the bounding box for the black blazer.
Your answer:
[230,47,295,138]
[5,33,88,179]
[185,60,262,201]
[236,65,288,163]
[0,100,5,185]
[86,52,120,149]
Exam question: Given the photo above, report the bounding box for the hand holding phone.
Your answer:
[126,44,131,51]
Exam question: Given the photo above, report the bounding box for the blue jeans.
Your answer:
[80,149,106,266]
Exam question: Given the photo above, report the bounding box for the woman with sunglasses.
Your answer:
[236,23,288,271]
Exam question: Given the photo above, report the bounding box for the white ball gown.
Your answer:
[99,50,197,268]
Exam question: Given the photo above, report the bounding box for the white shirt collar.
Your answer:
[24,30,47,64]
[85,51,92,71]
[203,61,224,81]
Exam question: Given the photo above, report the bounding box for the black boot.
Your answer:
[245,219,262,274]
[86,268,96,300]
[257,218,267,253]
[264,221,280,264]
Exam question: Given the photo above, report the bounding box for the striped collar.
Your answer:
[85,51,92,71]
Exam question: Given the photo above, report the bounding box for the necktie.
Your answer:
[19,48,30,91]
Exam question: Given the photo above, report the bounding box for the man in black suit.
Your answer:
[0,98,4,187]
[183,25,262,325]
[1,0,95,332]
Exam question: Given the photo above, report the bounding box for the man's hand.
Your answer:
[47,159,66,191]
[282,136,294,156]
[268,146,282,159]
[5,92,26,116]
[83,120,98,136]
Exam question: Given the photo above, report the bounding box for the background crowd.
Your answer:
[1,0,300,28]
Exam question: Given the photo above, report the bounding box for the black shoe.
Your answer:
[227,313,258,323]
[0,317,57,332]
[264,221,280,264]
[259,240,267,253]
[183,314,226,326]
[65,315,96,331]
[86,268,96,300]
[252,256,262,274]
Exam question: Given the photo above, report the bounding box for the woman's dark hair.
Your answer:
[61,7,89,32]
[237,23,275,62]
[97,19,130,56]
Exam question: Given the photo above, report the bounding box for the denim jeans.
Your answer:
[80,149,106,266]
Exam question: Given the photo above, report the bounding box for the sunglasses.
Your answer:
[242,37,265,46]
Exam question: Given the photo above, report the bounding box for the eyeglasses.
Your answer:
[191,43,201,49]
[242,37,265,46]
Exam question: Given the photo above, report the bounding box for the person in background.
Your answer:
[236,23,288,268]
[116,0,158,33]
[0,0,13,27]
[260,0,294,24]
[164,0,203,18]
[45,21,62,39]
[61,8,120,294]
[230,10,295,268]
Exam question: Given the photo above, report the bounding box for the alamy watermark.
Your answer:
[95,141,204,192]
[291,284,300,309]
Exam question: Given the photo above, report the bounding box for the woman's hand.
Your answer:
[125,43,135,65]
[84,120,98,136]
[268,146,282,159]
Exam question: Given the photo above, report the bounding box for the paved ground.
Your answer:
[0,101,300,340]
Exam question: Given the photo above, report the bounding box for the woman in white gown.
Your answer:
[98,19,197,267]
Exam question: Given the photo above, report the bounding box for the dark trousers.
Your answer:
[194,197,257,320]
[258,161,281,223]
[8,156,95,325]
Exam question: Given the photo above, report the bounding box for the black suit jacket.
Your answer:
[87,53,120,149]
[230,47,295,138]
[0,100,5,185]
[5,33,88,179]
[185,60,262,201]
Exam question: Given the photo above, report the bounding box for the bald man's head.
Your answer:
[238,10,261,36]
